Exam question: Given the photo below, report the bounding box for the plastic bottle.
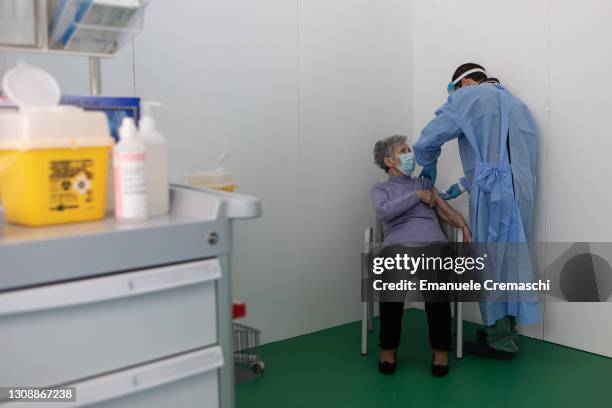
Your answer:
[139,101,169,216]
[113,117,147,221]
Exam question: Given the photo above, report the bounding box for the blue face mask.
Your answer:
[397,152,415,176]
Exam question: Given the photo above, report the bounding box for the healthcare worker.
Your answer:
[413,63,541,360]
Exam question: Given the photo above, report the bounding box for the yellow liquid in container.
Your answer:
[0,146,111,226]
[185,171,236,192]
[216,184,237,192]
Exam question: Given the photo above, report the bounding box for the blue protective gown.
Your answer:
[413,83,541,326]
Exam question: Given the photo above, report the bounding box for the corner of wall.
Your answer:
[408,0,415,144]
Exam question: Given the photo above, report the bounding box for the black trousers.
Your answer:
[379,300,452,351]
[376,243,453,351]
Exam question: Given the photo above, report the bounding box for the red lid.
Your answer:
[232,302,246,319]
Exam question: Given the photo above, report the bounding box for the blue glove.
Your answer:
[419,167,437,185]
[438,183,464,200]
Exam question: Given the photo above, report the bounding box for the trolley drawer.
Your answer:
[1,346,223,407]
[0,259,221,387]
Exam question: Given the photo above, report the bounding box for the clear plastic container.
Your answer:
[185,153,236,192]
[185,171,236,192]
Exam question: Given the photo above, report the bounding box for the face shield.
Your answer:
[447,67,487,94]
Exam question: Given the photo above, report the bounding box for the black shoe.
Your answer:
[464,341,516,360]
[378,360,397,375]
[431,354,450,377]
[477,328,488,341]
[378,350,397,375]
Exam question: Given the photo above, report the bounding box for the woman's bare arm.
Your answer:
[435,202,451,223]
[433,190,459,225]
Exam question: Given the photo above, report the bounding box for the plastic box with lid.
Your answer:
[0,63,113,226]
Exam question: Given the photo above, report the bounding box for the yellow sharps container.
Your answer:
[0,63,113,226]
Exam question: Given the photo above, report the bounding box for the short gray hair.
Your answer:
[373,135,407,173]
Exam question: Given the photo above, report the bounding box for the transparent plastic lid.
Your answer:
[2,62,61,109]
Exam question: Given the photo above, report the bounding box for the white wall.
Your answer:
[133,0,412,342]
[3,0,609,356]
[132,0,410,342]
[0,53,5,78]
[133,0,303,342]
[1,1,413,343]
[295,0,412,335]
[412,0,612,356]
[542,0,612,357]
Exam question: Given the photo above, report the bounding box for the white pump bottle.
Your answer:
[139,101,169,216]
[114,117,148,221]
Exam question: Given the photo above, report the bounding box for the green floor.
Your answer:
[237,309,612,407]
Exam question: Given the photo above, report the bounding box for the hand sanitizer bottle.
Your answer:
[139,101,169,216]
[114,117,147,221]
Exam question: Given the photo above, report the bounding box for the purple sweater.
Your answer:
[370,175,448,245]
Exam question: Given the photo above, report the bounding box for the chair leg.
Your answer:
[361,301,368,355]
[367,298,374,331]
[455,301,463,359]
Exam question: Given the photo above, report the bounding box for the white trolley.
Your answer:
[0,185,260,407]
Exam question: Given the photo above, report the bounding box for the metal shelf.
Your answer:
[0,0,148,94]
[0,0,145,57]
[0,44,121,59]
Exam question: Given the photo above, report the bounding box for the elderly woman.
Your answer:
[371,134,472,377]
